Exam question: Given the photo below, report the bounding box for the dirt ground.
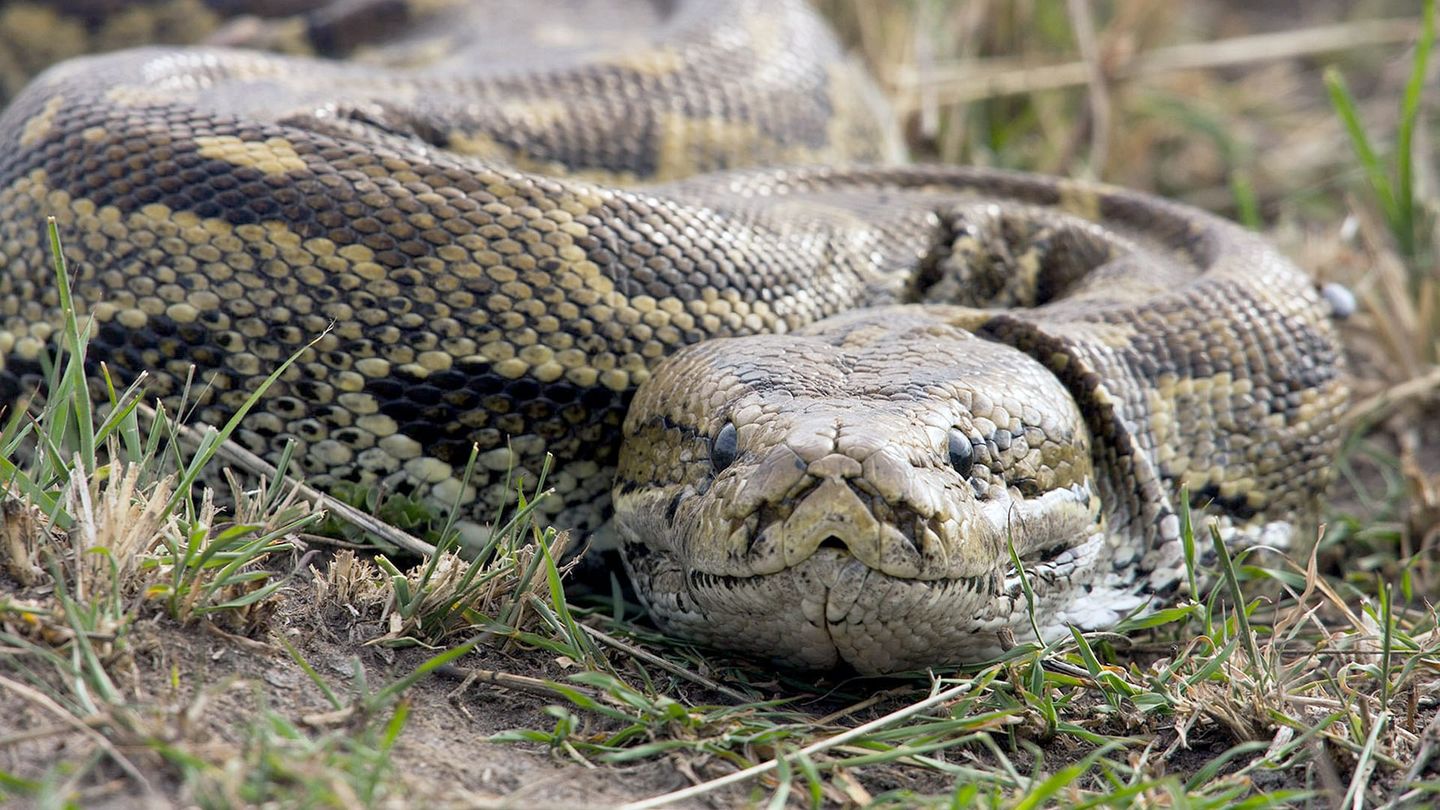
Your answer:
[0,577,730,808]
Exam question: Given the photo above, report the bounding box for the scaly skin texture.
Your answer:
[0,1,1347,673]
[0,0,898,543]
[617,306,1103,672]
[615,179,1349,673]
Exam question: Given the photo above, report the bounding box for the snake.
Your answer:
[0,0,1349,673]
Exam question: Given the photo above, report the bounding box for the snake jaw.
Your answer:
[719,473,1101,583]
[613,310,1117,671]
[620,478,1104,673]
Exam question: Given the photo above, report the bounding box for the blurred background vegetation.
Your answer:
[820,0,1438,597]
[822,1,1418,218]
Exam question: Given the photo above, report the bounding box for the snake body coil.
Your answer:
[0,0,1347,672]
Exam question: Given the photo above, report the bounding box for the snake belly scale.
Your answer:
[0,0,1347,673]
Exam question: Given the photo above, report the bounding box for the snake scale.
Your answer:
[0,0,1348,673]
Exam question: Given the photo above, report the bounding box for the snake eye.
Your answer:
[710,422,738,472]
[947,430,975,478]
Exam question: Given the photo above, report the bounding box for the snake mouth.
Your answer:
[686,527,1089,603]
[721,477,1098,580]
[669,526,1105,673]
[684,551,996,600]
[616,479,1109,672]
[677,548,1007,672]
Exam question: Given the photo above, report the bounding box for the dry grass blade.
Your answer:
[137,402,438,557]
[580,625,753,703]
[889,18,1419,110]
[618,680,977,810]
[69,459,173,599]
[1345,367,1440,430]
[1064,0,1109,174]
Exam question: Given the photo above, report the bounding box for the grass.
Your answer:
[2,1,1440,807]
[0,220,587,806]
[1325,0,1434,265]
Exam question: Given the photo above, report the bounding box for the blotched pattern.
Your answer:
[0,1,1346,672]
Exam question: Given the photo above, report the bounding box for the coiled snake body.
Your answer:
[0,0,1347,672]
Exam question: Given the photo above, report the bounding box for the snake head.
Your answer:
[614,306,1106,673]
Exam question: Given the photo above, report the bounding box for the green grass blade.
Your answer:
[45,218,96,468]
[1208,524,1265,685]
[1395,0,1435,260]
[1324,68,1398,223]
[164,327,330,517]
[278,636,344,710]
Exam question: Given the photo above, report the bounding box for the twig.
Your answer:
[140,403,437,557]
[1400,709,1440,791]
[618,680,975,810]
[812,694,884,727]
[202,621,280,653]
[892,18,1419,110]
[1343,365,1440,429]
[208,429,437,557]
[295,532,377,550]
[0,721,84,746]
[436,663,602,702]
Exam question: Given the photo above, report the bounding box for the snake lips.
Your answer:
[615,308,1116,674]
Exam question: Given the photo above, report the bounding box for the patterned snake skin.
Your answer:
[0,0,1348,673]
